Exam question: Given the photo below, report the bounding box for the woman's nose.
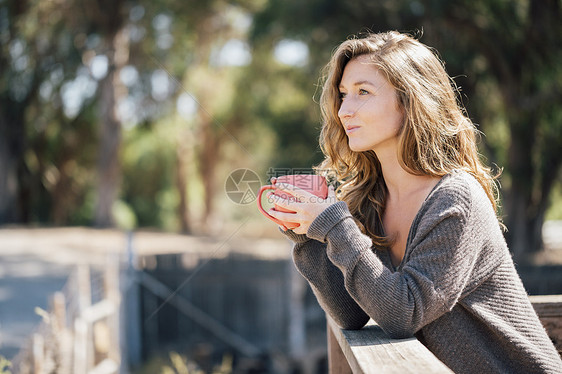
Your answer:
[338,99,355,119]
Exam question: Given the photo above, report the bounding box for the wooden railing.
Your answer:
[11,260,121,374]
[327,318,453,374]
[328,295,562,373]
[530,294,562,354]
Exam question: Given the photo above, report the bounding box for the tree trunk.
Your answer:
[0,1,32,224]
[94,27,129,227]
[199,116,219,230]
[504,110,538,256]
[94,71,121,227]
[0,104,25,223]
[51,156,73,225]
[176,138,191,234]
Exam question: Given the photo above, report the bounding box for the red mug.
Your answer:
[257,174,328,230]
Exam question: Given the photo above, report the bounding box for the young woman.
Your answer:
[266,31,562,373]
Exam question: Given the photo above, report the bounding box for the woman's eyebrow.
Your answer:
[353,80,377,87]
[339,80,377,90]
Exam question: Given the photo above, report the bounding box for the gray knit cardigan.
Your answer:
[283,171,562,373]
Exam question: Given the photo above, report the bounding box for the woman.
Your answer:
[266,31,562,373]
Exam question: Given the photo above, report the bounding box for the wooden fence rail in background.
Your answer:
[11,259,121,374]
[328,295,562,373]
[529,294,562,354]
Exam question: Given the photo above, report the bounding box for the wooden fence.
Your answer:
[11,259,121,374]
[7,232,561,374]
[134,252,328,373]
[328,295,562,373]
[530,294,562,354]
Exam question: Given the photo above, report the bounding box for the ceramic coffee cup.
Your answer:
[257,174,328,230]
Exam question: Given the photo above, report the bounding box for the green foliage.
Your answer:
[1,0,560,252]
[546,182,562,221]
[121,123,176,228]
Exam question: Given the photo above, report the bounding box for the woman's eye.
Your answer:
[338,92,347,99]
[359,89,369,95]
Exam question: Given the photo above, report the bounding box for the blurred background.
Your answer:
[1,0,561,373]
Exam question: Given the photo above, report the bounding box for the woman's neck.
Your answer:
[377,148,437,201]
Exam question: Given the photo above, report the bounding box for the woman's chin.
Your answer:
[348,142,370,153]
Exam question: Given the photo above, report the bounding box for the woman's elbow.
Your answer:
[335,314,369,330]
[380,322,417,339]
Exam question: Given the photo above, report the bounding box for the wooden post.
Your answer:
[74,318,88,374]
[51,292,72,374]
[104,257,121,366]
[288,262,306,359]
[75,265,94,371]
[142,277,160,357]
[327,320,352,374]
[122,231,142,371]
[32,333,44,374]
[52,292,67,330]
[77,265,92,312]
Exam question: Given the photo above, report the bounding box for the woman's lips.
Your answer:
[345,125,360,134]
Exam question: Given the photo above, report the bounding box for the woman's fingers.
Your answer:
[267,207,298,222]
[267,189,302,211]
[267,182,337,235]
[274,183,315,201]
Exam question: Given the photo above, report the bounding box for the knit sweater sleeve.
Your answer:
[298,173,503,338]
[282,228,371,329]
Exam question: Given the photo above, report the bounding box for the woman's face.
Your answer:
[337,55,403,154]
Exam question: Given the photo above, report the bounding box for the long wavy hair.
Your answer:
[315,31,500,249]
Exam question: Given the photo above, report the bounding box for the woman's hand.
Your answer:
[267,182,337,235]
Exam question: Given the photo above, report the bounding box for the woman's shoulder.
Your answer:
[431,170,487,202]
[425,170,472,206]
[410,170,501,249]
[420,170,494,221]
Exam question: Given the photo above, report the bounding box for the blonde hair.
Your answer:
[315,31,500,249]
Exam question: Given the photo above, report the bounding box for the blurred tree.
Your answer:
[172,4,251,229]
[251,0,562,255]
[435,0,562,256]
[86,0,130,227]
[3,0,559,250]
[0,0,132,227]
[0,0,97,224]
[1,0,265,232]
[0,0,38,223]
[124,1,263,232]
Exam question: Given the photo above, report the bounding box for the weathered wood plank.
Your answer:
[327,317,453,374]
[530,294,562,316]
[327,296,562,374]
[531,294,562,355]
[328,320,352,374]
